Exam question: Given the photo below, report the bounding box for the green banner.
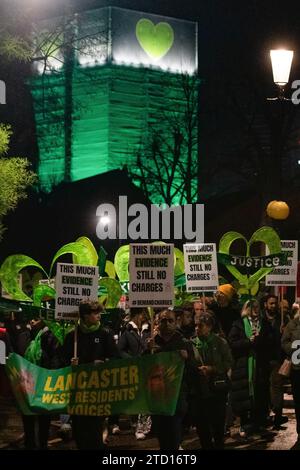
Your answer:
[6,352,184,417]
[217,252,288,270]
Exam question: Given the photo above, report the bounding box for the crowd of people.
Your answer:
[1,284,300,451]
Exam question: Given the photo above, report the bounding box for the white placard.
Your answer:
[184,243,219,292]
[266,240,298,286]
[129,244,174,308]
[55,263,99,320]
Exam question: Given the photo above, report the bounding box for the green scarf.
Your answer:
[79,319,100,334]
[193,334,214,363]
[243,317,259,398]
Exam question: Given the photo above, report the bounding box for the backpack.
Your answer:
[24,329,45,365]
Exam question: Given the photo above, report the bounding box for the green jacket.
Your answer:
[189,333,233,397]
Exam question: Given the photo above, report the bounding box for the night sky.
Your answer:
[1,0,300,257]
[1,0,299,101]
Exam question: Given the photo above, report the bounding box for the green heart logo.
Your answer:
[136,19,174,60]
[219,227,281,289]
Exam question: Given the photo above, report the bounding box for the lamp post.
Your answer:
[267,48,294,202]
[269,49,294,101]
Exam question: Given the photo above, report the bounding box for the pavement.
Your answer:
[0,394,298,451]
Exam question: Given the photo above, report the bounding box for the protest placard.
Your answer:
[55,263,99,320]
[129,244,174,308]
[266,240,298,286]
[184,243,219,292]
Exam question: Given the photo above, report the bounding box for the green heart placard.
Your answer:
[219,227,282,289]
[136,19,174,60]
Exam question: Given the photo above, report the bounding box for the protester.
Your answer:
[228,300,264,437]
[150,308,191,450]
[193,300,205,324]
[189,314,233,449]
[6,315,31,357]
[118,308,150,358]
[18,317,59,449]
[60,300,119,450]
[210,284,240,337]
[175,304,195,339]
[279,298,291,323]
[260,294,288,429]
[118,308,151,440]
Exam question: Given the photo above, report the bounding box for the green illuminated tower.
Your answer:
[30,7,198,204]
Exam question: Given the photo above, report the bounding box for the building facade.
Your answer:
[30,7,198,204]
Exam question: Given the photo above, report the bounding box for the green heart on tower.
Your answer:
[218,226,282,290]
[136,19,174,60]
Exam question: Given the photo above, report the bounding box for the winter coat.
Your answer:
[118,322,150,358]
[60,325,120,366]
[228,318,256,415]
[153,331,192,415]
[9,322,60,369]
[176,325,195,340]
[188,333,233,400]
[154,330,191,355]
[40,329,61,369]
[8,323,31,356]
[209,301,240,338]
[258,313,283,365]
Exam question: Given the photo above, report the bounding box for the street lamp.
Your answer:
[269,49,294,100]
[266,48,294,216]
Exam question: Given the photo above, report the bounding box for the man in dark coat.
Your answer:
[150,308,191,450]
[259,294,288,429]
[61,301,119,450]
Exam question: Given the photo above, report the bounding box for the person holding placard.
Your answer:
[60,300,120,450]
